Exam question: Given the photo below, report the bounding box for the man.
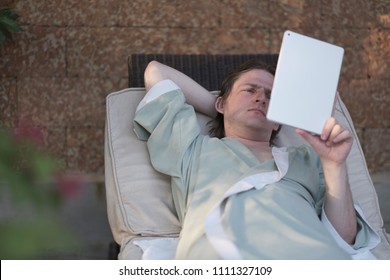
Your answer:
[134,60,379,259]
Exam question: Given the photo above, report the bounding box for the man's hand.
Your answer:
[295,117,353,167]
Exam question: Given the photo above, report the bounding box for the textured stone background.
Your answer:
[1,0,389,175]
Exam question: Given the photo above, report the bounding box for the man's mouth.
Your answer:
[248,108,266,116]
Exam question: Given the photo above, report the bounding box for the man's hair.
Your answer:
[208,60,281,145]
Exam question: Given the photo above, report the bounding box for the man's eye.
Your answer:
[265,89,272,99]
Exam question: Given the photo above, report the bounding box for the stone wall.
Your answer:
[1,0,389,175]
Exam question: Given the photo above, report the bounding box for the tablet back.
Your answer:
[266,30,344,134]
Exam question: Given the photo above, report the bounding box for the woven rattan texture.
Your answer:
[128,54,279,91]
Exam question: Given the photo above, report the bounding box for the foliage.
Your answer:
[0,128,61,209]
[0,126,82,259]
[0,8,82,259]
[0,7,22,45]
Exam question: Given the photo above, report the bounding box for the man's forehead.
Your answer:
[235,69,274,88]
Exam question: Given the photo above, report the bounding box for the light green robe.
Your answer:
[134,88,376,259]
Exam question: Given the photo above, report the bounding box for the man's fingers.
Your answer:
[321,117,336,141]
[327,123,342,144]
[332,129,352,144]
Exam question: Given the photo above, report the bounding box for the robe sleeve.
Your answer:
[133,79,201,177]
[133,80,202,219]
[309,146,380,259]
[321,202,380,259]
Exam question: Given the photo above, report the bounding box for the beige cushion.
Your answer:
[105,89,180,240]
[105,88,390,259]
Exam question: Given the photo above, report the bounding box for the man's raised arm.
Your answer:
[144,61,217,118]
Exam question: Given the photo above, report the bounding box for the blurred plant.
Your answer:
[0,7,22,45]
[0,7,83,259]
[0,121,84,259]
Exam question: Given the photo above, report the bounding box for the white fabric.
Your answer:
[203,145,380,260]
[136,80,179,112]
[204,147,289,259]
[133,238,179,260]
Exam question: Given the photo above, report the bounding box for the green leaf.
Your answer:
[0,214,79,259]
[0,14,22,32]
[31,153,59,182]
[0,8,22,44]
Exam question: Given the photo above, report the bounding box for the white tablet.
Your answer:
[266,30,344,135]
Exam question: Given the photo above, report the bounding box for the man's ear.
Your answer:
[215,97,224,114]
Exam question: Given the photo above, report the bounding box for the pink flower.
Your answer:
[55,173,85,199]
[13,118,45,146]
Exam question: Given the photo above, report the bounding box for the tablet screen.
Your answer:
[266,30,344,134]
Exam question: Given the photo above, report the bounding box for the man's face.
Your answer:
[216,69,279,141]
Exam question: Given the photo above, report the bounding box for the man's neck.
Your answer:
[231,136,273,162]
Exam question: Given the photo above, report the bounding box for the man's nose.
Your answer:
[254,89,267,103]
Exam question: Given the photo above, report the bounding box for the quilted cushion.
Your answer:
[105,88,180,241]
